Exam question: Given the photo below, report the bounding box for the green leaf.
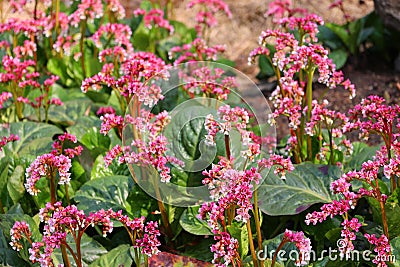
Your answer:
[47,100,91,126]
[227,223,248,259]
[89,244,133,267]
[391,237,400,266]
[51,84,88,102]
[179,207,212,236]
[328,48,348,69]
[7,165,25,204]
[126,183,158,218]
[325,23,350,49]
[91,155,115,179]
[133,27,150,51]
[258,163,339,216]
[0,122,62,157]
[164,102,216,172]
[74,175,133,214]
[257,54,275,79]
[47,58,68,84]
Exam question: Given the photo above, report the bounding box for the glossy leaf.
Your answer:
[179,207,212,236]
[89,244,134,267]
[258,163,339,216]
[0,122,62,157]
[74,175,133,214]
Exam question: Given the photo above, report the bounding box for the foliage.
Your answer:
[0,0,399,267]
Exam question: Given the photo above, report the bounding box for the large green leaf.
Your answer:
[74,175,133,214]
[164,102,217,173]
[0,122,62,157]
[47,100,91,126]
[179,207,212,236]
[89,244,133,267]
[258,163,339,216]
[7,165,25,204]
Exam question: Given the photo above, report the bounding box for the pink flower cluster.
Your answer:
[9,221,31,252]
[201,163,261,223]
[264,0,307,21]
[347,95,400,141]
[69,0,104,27]
[365,233,392,267]
[133,8,174,34]
[104,111,182,183]
[198,157,260,265]
[283,229,312,266]
[210,231,240,267]
[181,66,235,100]
[0,134,19,151]
[204,105,250,146]
[258,154,294,179]
[82,52,166,107]
[11,203,160,266]
[187,0,232,35]
[169,38,226,65]
[91,23,133,54]
[25,133,82,196]
[339,218,362,258]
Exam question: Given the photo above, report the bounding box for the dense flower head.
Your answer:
[133,8,174,34]
[17,204,160,266]
[264,0,307,21]
[0,56,37,84]
[69,0,103,27]
[82,52,167,107]
[338,218,362,258]
[278,14,323,42]
[347,95,400,141]
[258,154,294,179]
[211,231,239,266]
[200,156,261,234]
[104,111,182,182]
[91,23,133,53]
[283,229,312,266]
[169,38,226,65]
[25,153,72,195]
[10,221,32,251]
[187,0,232,35]
[181,66,234,100]
[13,40,37,58]
[364,233,392,267]
[204,105,250,147]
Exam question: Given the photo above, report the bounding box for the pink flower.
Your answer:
[133,8,174,34]
[210,232,239,266]
[0,134,19,151]
[364,234,392,267]
[187,0,231,35]
[283,229,312,266]
[10,221,32,251]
